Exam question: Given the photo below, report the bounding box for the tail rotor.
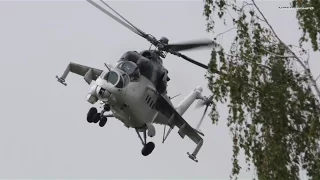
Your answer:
[195,95,213,131]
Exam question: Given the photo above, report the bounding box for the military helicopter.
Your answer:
[56,0,216,163]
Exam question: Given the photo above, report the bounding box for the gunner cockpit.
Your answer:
[103,69,130,89]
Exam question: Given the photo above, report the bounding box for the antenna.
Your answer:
[104,63,111,71]
[170,93,181,100]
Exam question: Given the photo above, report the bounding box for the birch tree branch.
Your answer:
[251,0,320,99]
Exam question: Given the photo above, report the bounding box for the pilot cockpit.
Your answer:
[115,61,140,81]
[102,69,130,89]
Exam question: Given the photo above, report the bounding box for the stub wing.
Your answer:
[154,95,203,162]
[56,62,103,86]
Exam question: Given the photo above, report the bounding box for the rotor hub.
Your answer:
[159,37,169,45]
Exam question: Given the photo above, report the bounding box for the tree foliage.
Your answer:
[292,0,320,51]
[203,0,320,179]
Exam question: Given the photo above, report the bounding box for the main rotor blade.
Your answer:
[86,0,144,38]
[166,40,215,52]
[169,50,221,74]
[87,0,159,46]
[179,53,209,69]
[168,50,208,69]
[100,0,147,38]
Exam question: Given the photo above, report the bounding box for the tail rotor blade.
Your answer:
[195,95,213,131]
[196,105,209,131]
[195,95,213,109]
[195,99,205,109]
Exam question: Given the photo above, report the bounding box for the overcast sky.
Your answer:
[0,0,319,179]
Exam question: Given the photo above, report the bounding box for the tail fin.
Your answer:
[175,86,203,116]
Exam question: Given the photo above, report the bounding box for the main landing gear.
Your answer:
[87,104,111,127]
[135,128,155,156]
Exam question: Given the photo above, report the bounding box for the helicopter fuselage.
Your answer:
[56,59,207,162]
[86,66,167,129]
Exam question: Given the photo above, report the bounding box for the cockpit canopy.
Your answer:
[103,70,130,89]
[115,61,140,81]
[117,51,170,94]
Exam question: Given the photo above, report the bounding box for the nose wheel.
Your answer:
[86,107,109,127]
[87,107,97,123]
[135,128,155,156]
[99,116,107,127]
[92,113,101,123]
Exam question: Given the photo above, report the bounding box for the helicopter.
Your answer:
[56,0,216,163]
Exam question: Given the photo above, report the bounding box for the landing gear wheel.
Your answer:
[141,142,155,156]
[99,116,107,127]
[92,113,101,123]
[87,107,97,123]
